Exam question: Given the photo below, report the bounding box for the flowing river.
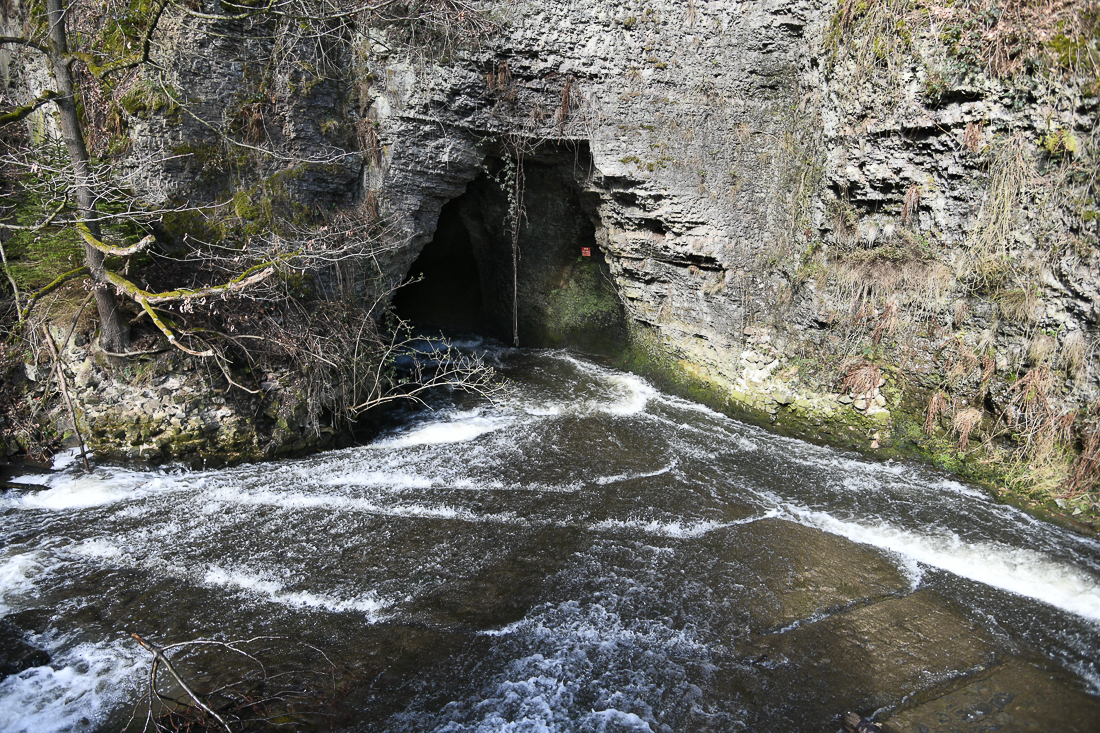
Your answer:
[2,342,1100,732]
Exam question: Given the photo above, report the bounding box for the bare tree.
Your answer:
[0,0,503,432]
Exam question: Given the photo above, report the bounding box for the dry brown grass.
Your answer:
[871,297,900,346]
[944,0,1093,78]
[831,230,952,325]
[1061,330,1088,378]
[947,341,979,385]
[1003,365,1077,463]
[980,354,996,383]
[962,135,1032,293]
[1028,333,1058,365]
[995,288,1039,322]
[356,112,381,166]
[963,122,984,153]
[554,76,578,138]
[828,0,921,96]
[486,60,516,100]
[233,101,269,143]
[953,407,984,451]
[840,361,883,397]
[976,326,996,354]
[1061,427,1100,499]
[924,390,950,435]
[902,184,921,226]
[952,298,970,329]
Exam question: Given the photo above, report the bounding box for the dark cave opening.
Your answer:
[391,198,487,333]
[392,147,628,355]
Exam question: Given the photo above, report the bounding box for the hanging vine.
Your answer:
[479,136,529,346]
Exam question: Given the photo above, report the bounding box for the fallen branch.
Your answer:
[131,634,232,733]
[840,711,883,733]
[127,633,360,733]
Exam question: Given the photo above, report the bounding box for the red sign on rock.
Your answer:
[581,247,591,257]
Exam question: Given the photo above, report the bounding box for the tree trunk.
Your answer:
[44,0,129,352]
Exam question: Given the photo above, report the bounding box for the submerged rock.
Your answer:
[0,617,50,680]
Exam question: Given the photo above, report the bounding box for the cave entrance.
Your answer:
[393,146,628,355]
[391,198,486,332]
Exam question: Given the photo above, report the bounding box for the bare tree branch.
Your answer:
[131,634,233,733]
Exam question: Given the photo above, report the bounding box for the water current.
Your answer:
[2,341,1099,731]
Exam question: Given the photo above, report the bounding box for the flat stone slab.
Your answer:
[882,659,1100,733]
[733,590,997,729]
[711,518,910,630]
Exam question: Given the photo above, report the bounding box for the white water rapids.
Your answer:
[1,344,1098,732]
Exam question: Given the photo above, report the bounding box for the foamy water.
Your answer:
[2,346,1098,730]
[0,638,143,733]
[780,503,1100,623]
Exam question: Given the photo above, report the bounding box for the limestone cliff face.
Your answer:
[6,0,1098,489]
[359,0,1098,455]
[368,0,826,369]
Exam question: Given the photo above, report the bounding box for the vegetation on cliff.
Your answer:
[798,0,1100,523]
[0,0,504,460]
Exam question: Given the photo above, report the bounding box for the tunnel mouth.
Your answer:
[391,198,487,333]
[393,144,628,356]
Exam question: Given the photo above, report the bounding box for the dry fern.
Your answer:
[924,390,950,435]
[840,361,883,397]
[953,407,984,451]
[1060,428,1100,499]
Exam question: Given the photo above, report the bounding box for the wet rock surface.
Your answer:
[883,660,1100,733]
[742,590,997,729]
[0,616,50,680]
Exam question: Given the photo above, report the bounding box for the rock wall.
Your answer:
[356,0,1099,498]
[5,0,1098,504]
[20,325,338,464]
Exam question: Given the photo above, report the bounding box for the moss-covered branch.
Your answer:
[16,265,90,325]
[0,90,59,127]
[105,255,290,305]
[76,222,155,256]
